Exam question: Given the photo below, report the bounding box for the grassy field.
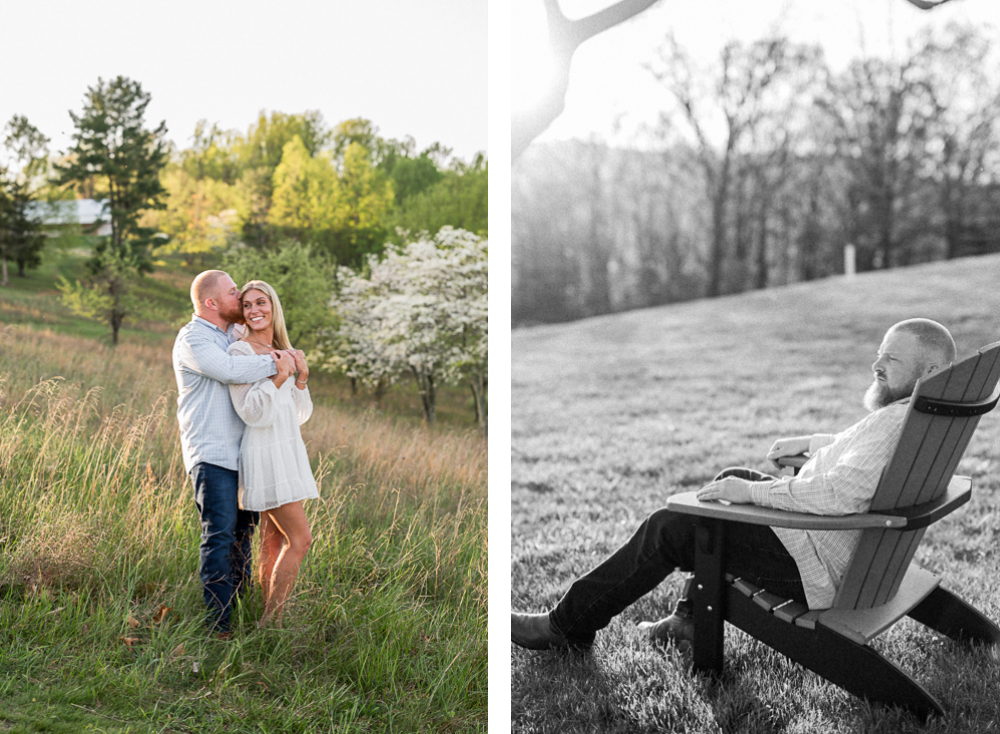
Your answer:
[0,252,487,732]
[511,253,1000,733]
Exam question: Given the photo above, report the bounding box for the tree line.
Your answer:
[512,22,1000,325]
[151,112,486,268]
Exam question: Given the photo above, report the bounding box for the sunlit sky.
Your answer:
[512,0,999,148]
[1,0,487,163]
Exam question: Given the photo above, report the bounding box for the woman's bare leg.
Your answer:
[257,513,283,606]
[259,501,312,627]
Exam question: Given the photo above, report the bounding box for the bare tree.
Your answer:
[649,35,822,297]
[915,23,1000,259]
[736,51,827,290]
[819,56,937,270]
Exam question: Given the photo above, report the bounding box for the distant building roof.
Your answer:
[29,198,108,226]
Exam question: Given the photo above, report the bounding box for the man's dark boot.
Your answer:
[511,612,591,651]
[636,576,695,651]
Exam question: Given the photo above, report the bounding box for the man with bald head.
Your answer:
[512,319,956,652]
[173,270,295,637]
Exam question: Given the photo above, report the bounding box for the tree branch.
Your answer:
[514,0,661,159]
[554,0,661,51]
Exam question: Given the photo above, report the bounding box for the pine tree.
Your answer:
[55,76,167,345]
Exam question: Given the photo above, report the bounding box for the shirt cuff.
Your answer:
[748,479,782,507]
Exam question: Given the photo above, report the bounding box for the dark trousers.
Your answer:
[549,468,806,645]
[190,462,258,632]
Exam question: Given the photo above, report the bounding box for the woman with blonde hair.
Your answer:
[227,279,319,627]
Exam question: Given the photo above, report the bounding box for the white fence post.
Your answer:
[844,244,856,279]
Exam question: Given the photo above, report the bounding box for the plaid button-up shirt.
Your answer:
[747,399,909,609]
[172,315,277,473]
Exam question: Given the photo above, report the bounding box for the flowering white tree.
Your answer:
[319,227,488,433]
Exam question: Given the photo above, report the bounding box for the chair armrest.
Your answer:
[878,475,971,529]
[665,474,972,531]
[666,492,909,529]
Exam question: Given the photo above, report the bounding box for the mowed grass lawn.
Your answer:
[0,254,487,733]
[511,253,1000,734]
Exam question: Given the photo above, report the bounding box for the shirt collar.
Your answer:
[191,314,231,336]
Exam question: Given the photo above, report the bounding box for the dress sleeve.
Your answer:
[227,341,280,428]
[290,384,313,425]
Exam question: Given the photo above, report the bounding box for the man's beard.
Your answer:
[864,379,911,411]
[219,303,245,325]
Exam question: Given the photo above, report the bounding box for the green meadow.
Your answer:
[511,254,1000,733]
[0,251,487,733]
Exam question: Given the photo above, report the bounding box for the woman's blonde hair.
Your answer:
[239,280,292,350]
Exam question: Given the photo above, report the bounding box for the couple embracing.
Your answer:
[172,270,319,636]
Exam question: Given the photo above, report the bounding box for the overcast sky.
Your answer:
[1,0,487,163]
[512,0,999,148]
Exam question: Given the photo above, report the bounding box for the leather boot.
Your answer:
[636,612,694,651]
[511,612,591,651]
[637,578,695,651]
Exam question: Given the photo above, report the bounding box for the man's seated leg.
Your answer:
[513,508,700,651]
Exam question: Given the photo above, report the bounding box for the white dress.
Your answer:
[227,340,320,511]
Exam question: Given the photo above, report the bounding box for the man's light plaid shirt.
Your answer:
[747,399,909,609]
[173,316,277,474]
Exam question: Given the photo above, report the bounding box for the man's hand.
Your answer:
[765,435,812,469]
[696,476,753,504]
[269,350,295,387]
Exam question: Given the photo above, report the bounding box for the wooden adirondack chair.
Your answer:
[665,341,1000,719]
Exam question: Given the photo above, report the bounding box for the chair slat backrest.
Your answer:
[833,342,1000,610]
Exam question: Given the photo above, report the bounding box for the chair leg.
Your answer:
[726,587,944,719]
[908,585,1000,646]
[691,519,726,674]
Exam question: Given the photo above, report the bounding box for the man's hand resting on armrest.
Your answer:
[696,476,753,504]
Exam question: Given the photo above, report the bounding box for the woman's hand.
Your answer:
[290,349,309,387]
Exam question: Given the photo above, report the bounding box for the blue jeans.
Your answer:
[549,468,806,646]
[190,462,258,632]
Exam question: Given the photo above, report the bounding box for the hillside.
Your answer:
[511,253,1000,733]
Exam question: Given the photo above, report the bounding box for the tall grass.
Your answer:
[0,324,487,732]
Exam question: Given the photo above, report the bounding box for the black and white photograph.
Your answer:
[511,0,1000,730]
